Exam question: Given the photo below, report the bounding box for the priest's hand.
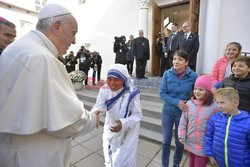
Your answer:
[110,120,122,132]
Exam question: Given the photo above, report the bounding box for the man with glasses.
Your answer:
[165,23,182,69]
[0,17,16,56]
[179,21,199,71]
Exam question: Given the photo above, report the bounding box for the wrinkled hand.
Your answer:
[209,156,218,167]
[178,100,188,112]
[93,110,103,128]
[179,138,184,145]
[110,120,122,132]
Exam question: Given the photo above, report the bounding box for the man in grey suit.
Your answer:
[178,21,199,71]
[133,30,150,79]
[166,23,182,68]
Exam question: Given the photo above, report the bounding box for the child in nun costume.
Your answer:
[92,64,143,167]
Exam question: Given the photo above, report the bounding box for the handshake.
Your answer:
[92,110,122,132]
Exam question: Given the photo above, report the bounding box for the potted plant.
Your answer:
[69,70,86,90]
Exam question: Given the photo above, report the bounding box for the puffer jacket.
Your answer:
[205,111,250,167]
[222,74,250,112]
[211,56,229,87]
[178,99,218,156]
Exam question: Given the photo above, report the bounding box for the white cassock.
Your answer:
[0,30,96,167]
[92,64,143,167]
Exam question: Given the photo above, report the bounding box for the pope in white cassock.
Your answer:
[92,64,143,167]
[0,3,99,167]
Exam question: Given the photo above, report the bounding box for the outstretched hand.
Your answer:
[110,120,122,132]
[93,110,103,128]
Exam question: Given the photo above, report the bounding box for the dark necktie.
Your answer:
[170,34,175,51]
[184,33,188,41]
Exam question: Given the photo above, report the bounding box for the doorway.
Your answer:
[151,0,200,76]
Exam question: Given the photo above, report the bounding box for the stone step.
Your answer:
[139,128,176,148]
[132,77,162,92]
[77,87,162,101]
[77,89,163,120]
[81,99,179,148]
[142,101,162,119]
[141,116,161,133]
[139,91,162,103]
[81,99,162,132]
[82,99,175,135]
[77,85,167,145]
[139,127,162,144]
[83,76,162,93]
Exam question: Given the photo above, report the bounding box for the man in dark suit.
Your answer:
[178,21,199,71]
[76,46,92,86]
[133,30,150,79]
[166,23,182,68]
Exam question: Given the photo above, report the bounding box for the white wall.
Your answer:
[1,0,36,11]
[72,0,139,79]
[219,0,250,55]
[4,0,249,78]
[0,2,37,39]
[1,0,140,80]
[198,0,250,75]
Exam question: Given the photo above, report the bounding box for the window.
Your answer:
[20,20,34,36]
[35,0,48,11]
[79,0,86,5]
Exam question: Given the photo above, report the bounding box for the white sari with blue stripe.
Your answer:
[92,64,143,167]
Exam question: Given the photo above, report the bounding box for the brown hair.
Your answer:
[225,42,242,55]
[231,56,250,68]
[173,50,189,62]
[172,23,179,27]
[191,90,214,106]
[0,19,15,28]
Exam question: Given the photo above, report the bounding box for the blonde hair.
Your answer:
[214,87,239,101]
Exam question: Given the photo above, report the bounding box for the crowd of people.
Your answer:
[0,3,249,167]
[159,50,250,167]
[113,29,150,79]
[59,46,103,86]
[157,21,200,75]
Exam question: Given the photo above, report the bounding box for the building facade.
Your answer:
[1,0,249,78]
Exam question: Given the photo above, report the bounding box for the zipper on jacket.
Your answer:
[224,115,232,167]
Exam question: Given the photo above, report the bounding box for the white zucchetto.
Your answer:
[38,3,71,20]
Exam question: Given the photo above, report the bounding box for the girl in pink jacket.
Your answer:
[178,75,218,167]
[211,42,242,87]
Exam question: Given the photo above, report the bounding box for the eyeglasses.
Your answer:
[182,26,188,29]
